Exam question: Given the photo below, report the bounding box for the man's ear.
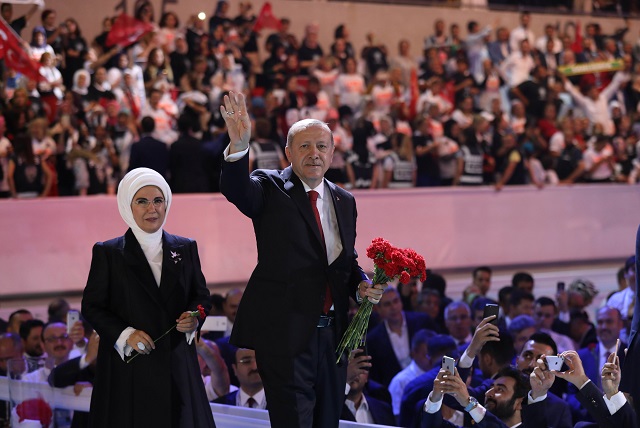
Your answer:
[284,146,291,163]
[514,396,524,411]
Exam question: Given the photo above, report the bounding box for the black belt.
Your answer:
[317,311,335,328]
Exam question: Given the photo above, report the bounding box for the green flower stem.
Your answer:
[126,310,200,364]
[336,265,390,364]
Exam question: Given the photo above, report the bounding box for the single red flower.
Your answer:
[197,304,207,320]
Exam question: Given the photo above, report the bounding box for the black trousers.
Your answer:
[256,325,347,428]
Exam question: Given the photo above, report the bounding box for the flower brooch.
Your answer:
[170,250,182,264]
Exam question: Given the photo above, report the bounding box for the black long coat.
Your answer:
[81,230,215,428]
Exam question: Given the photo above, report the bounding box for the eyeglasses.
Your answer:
[44,334,70,343]
[238,357,255,365]
[133,198,165,208]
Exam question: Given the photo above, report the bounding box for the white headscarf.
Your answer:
[117,168,172,285]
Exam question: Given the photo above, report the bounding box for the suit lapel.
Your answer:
[283,167,326,253]
[159,232,184,303]
[123,229,164,308]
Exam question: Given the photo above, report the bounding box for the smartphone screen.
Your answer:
[557,282,565,292]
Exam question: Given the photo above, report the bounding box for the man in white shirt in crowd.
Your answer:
[388,329,436,418]
[343,368,395,426]
[509,11,535,52]
[23,322,73,383]
[500,39,536,89]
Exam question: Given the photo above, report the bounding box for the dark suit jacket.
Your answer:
[48,357,94,428]
[220,155,367,356]
[575,380,637,428]
[81,230,214,428]
[128,135,170,179]
[169,133,209,193]
[366,311,436,387]
[213,390,239,406]
[340,394,396,426]
[621,225,640,399]
[419,405,508,428]
[487,41,510,65]
[521,391,573,428]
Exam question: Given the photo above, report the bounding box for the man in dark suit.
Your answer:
[366,287,436,387]
[128,116,169,178]
[487,27,511,65]
[214,348,266,409]
[621,225,640,418]
[341,370,395,426]
[169,114,209,193]
[566,306,626,422]
[219,91,385,428]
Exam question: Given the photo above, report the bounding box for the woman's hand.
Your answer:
[127,330,155,355]
[176,312,198,333]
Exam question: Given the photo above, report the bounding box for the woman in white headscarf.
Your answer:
[81,168,216,428]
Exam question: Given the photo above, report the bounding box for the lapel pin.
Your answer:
[170,250,182,264]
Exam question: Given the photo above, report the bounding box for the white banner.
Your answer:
[0,0,44,7]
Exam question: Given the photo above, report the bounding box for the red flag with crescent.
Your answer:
[106,13,155,48]
[0,17,43,82]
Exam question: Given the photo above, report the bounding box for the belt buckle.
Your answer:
[317,314,334,328]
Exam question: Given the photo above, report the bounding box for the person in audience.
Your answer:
[388,329,436,419]
[7,133,54,199]
[1,2,38,36]
[214,348,266,409]
[341,369,395,426]
[421,365,529,428]
[566,306,627,422]
[169,114,210,193]
[81,167,215,428]
[23,322,73,383]
[607,255,635,342]
[511,272,534,294]
[515,332,573,427]
[6,309,33,334]
[539,350,637,427]
[19,319,45,360]
[444,301,472,348]
[398,335,460,428]
[470,297,498,332]
[128,116,170,178]
[367,287,436,387]
[508,315,537,355]
[621,225,640,419]
[533,297,575,353]
[196,337,232,402]
[48,298,70,323]
[569,309,598,350]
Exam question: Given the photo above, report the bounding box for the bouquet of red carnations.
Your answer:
[336,238,426,363]
[127,304,207,363]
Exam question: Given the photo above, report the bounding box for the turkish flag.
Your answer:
[106,13,155,48]
[408,67,420,120]
[253,2,281,33]
[0,17,43,82]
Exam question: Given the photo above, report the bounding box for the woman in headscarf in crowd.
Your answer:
[29,25,55,62]
[81,168,216,428]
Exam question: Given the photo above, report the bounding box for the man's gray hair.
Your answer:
[444,300,471,320]
[286,119,333,147]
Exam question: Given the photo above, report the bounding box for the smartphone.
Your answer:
[442,355,455,374]
[546,355,564,371]
[483,303,500,325]
[67,310,80,334]
[557,282,565,292]
[357,343,370,371]
[201,316,228,332]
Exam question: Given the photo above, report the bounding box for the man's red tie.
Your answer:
[308,190,333,314]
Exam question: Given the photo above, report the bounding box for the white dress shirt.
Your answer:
[237,388,267,409]
[345,395,374,424]
[389,360,426,415]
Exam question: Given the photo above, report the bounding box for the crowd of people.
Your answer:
[0,2,640,198]
[0,254,636,427]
